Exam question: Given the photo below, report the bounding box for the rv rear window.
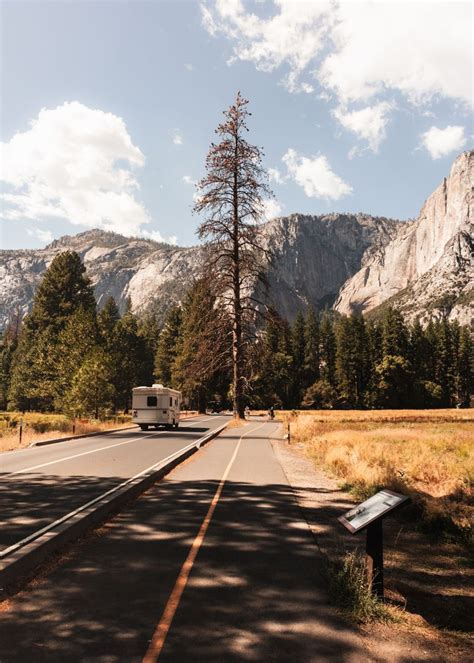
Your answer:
[147,396,157,407]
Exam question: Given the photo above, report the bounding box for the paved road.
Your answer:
[0,419,371,663]
[0,415,229,552]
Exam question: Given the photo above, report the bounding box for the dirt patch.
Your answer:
[272,437,473,663]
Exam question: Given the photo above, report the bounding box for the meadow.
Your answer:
[281,409,473,542]
[0,412,132,452]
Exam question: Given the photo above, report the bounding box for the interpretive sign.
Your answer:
[338,489,409,598]
[338,489,408,534]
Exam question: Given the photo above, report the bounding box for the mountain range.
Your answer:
[0,150,472,331]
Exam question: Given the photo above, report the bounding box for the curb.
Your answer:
[30,425,137,447]
[0,423,227,595]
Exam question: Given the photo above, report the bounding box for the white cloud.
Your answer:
[268,167,285,184]
[0,101,156,237]
[27,227,53,244]
[262,198,282,220]
[320,2,472,106]
[182,174,196,185]
[421,125,467,160]
[202,1,472,107]
[172,129,183,145]
[333,101,393,153]
[282,148,352,200]
[142,228,178,245]
[184,63,194,71]
[201,0,330,88]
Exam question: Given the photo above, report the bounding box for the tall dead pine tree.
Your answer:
[194,93,271,419]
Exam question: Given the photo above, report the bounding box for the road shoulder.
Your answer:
[271,436,472,663]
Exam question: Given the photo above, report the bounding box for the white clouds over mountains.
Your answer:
[0,102,173,242]
[282,149,352,200]
[202,0,472,153]
[421,125,467,160]
[202,0,472,106]
[333,102,393,154]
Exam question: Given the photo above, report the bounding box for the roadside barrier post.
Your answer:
[287,422,291,444]
[19,417,23,445]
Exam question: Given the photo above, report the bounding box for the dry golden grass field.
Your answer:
[280,409,473,541]
[0,412,131,452]
[0,410,201,452]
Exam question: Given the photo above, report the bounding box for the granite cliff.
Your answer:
[0,151,472,329]
[335,150,473,324]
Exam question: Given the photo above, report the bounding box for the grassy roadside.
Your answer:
[271,414,473,661]
[280,409,473,543]
[0,410,202,453]
[0,412,132,452]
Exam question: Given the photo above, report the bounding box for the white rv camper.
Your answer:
[132,384,181,430]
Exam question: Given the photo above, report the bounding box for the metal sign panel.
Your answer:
[338,489,409,534]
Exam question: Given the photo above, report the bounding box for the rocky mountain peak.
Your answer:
[0,152,471,330]
[335,150,473,324]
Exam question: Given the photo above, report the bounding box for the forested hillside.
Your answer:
[1,250,471,414]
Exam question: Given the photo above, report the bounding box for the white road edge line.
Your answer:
[0,423,228,560]
[5,432,167,477]
[0,417,220,463]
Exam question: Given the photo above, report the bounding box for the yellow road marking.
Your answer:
[141,422,267,663]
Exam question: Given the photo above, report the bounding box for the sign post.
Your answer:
[338,489,408,599]
[366,518,383,597]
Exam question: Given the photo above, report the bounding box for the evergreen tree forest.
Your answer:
[0,250,472,415]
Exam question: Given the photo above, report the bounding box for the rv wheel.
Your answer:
[174,421,179,429]
[139,424,149,431]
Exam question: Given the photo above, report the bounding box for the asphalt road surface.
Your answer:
[0,419,371,663]
[0,415,229,552]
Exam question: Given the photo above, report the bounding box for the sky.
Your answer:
[0,0,472,250]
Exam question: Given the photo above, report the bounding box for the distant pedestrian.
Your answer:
[268,406,275,420]
[244,406,250,419]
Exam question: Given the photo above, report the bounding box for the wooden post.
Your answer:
[366,519,384,598]
[287,422,291,444]
[19,417,23,445]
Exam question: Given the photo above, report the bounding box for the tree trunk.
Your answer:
[197,388,206,414]
[232,134,244,419]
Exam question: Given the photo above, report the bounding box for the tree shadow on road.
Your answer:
[0,476,373,663]
[0,472,470,663]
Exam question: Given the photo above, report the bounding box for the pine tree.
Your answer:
[54,307,100,410]
[382,307,409,359]
[0,311,22,410]
[154,305,182,386]
[194,92,272,418]
[27,251,96,334]
[456,326,472,406]
[113,304,153,411]
[173,279,230,412]
[8,251,96,411]
[66,351,115,419]
[320,313,336,386]
[292,313,306,371]
[98,296,121,346]
[304,308,320,387]
[435,318,456,406]
[335,315,370,407]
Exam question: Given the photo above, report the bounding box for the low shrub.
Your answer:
[327,551,396,623]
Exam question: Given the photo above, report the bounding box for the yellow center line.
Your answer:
[141,421,267,663]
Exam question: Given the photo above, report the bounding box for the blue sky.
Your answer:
[1,0,472,250]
